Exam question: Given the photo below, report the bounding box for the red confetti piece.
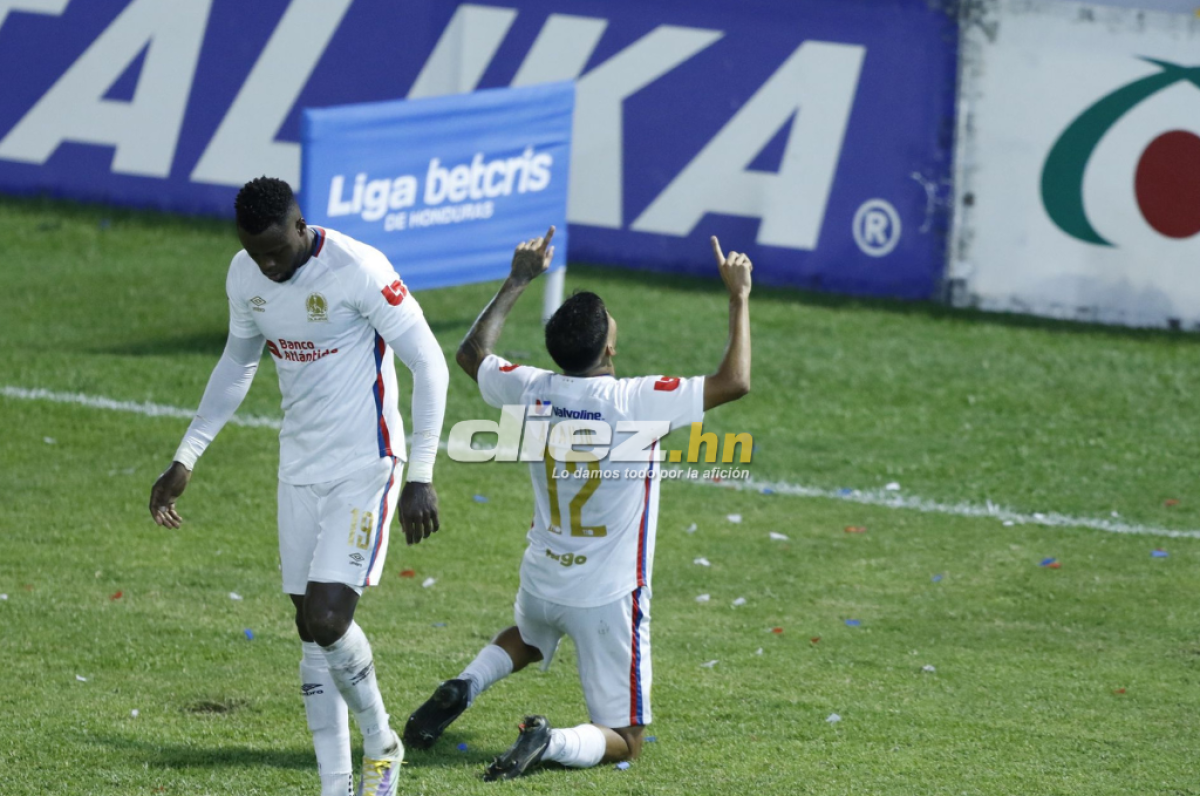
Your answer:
[771,627,784,634]
[1048,562,1062,569]
[1114,688,1126,694]
[712,476,722,483]
[22,584,33,591]
[110,591,123,600]
[844,526,867,534]
[399,569,416,578]
[1164,499,1180,507]
[810,637,821,644]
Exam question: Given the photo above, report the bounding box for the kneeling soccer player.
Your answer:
[403,227,752,779]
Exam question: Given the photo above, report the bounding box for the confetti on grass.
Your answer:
[645,736,656,742]
[922,665,936,673]
[75,675,88,682]
[732,597,747,607]
[844,526,867,534]
[110,591,123,600]
[771,627,784,634]
[1152,549,1169,558]
[695,594,711,603]
[131,709,139,718]
[422,578,437,588]
[727,514,742,523]
[700,660,719,668]
[399,569,416,578]
[457,743,469,752]
[769,532,789,541]
[229,592,243,601]
[845,619,861,627]
[826,713,841,723]
[616,761,631,770]
[1164,499,1180,507]
[684,523,697,534]
[885,482,901,491]
[244,629,254,640]
[931,574,944,582]
[694,557,711,567]
[473,495,489,503]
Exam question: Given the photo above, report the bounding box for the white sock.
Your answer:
[321,622,394,759]
[300,642,353,796]
[457,644,514,705]
[542,724,607,768]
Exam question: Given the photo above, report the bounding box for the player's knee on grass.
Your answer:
[606,724,644,761]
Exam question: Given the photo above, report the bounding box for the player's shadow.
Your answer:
[88,731,314,771]
[99,330,230,357]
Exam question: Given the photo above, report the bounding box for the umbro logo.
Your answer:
[250,296,267,313]
[301,682,324,696]
[350,553,365,562]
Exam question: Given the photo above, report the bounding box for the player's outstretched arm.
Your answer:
[456,226,555,382]
[703,236,752,412]
[149,332,264,527]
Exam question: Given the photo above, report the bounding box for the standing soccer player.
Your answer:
[403,227,752,779]
[148,177,449,796]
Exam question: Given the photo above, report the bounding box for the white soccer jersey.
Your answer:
[226,227,426,485]
[478,354,705,607]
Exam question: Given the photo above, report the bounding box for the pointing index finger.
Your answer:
[540,225,556,253]
[710,236,725,265]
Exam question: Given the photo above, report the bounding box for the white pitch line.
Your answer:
[4,384,1197,540]
[0,385,281,429]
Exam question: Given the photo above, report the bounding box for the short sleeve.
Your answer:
[623,375,706,432]
[477,354,550,409]
[349,253,425,341]
[226,257,260,339]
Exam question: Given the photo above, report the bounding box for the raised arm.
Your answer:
[149,332,264,527]
[456,226,555,382]
[703,236,752,412]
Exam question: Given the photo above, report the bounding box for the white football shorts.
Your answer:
[514,586,652,728]
[278,456,401,594]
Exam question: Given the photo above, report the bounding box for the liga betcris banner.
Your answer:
[300,83,571,291]
[0,0,957,299]
[950,0,1200,328]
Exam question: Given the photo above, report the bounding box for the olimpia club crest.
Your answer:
[1041,59,1200,246]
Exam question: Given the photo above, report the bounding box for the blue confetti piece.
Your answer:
[645,736,656,743]
[457,742,469,752]
[838,488,853,496]
[243,629,254,640]
[1152,549,1169,558]
[473,494,489,503]
[432,622,447,628]
[1039,558,1056,567]
[761,488,775,495]
[845,619,861,627]
[615,761,631,770]
[931,574,944,582]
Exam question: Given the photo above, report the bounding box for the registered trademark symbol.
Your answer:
[853,199,901,257]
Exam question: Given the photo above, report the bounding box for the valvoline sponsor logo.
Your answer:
[552,406,603,421]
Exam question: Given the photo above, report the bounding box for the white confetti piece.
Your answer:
[1033,512,1047,520]
[700,660,719,668]
[43,437,56,445]
[726,513,742,523]
[76,675,88,682]
[769,531,789,541]
[693,557,711,567]
[0,594,7,600]
[684,523,697,534]
[695,593,711,603]
[885,482,900,491]
[755,647,763,655]
[826,713,841,723]
[131,709,139,718]
[422,577,437,588]
[922,665,936,673]
[228,592,243,601]
[732,597,747,607]
[1111,511,1120,518]
[1002,520,1015,527]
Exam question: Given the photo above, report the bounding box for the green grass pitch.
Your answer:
[1,196,1199,795]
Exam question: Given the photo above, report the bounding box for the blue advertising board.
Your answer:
[301,82,572,291]
[0,0,957,299]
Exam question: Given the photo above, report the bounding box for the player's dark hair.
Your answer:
[545,291,609,373]
[235,176,296,235]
